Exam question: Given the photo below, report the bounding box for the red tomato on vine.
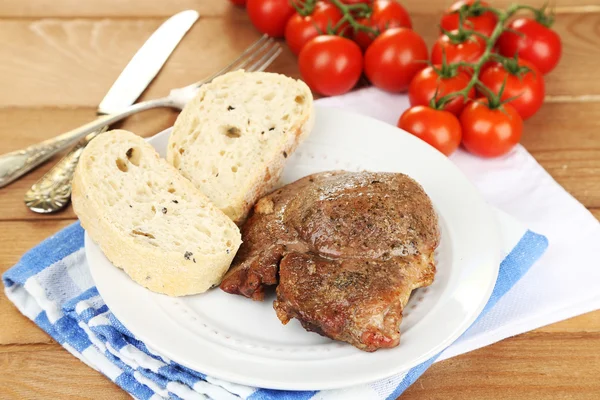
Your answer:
[497,17,562,74]
[364,28,428,92]
[299,35,363,96]
[285,2,344,55]
[479,58,545,120]
[353,0,412,50]
[398,106,463,156]
[431,30,486,65]
[460,99,523,158]
[440,0,498,37]
[247,0,296,37]
[408,66,475,115]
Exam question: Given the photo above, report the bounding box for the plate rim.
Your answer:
[86,105,501,390]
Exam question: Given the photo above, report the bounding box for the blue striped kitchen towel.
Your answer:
[3,221,547,400]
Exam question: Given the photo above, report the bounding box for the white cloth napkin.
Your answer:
[317,88,600,359]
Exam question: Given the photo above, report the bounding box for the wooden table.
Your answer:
[1,1,599,398]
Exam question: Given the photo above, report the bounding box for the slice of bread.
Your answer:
[72,130,242,296]
[167,70,314,224]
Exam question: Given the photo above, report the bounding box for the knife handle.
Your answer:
[0,97,174,188]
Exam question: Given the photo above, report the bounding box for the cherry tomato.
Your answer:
[247,0,296,38]
[285,2,343,55]
[229,0,247,6]
[497,18,562,74]
[460,99,523,158]
[479,58,545,120]
[440,0,498,37]
[408,66,475,115]
[299,35,363,96]
[353,0,412,50]
[431,31,486,65]
[365,28,428,93]
[352,17,378,50]
[398,106,462,156]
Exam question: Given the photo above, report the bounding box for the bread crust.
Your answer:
[167,70,315,224]
[238,106,315,225]
[72,130,241,296]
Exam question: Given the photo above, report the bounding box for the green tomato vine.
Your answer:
[292,0,553,109]
[433,3,545,111]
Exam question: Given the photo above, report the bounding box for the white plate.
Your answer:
[86,106,501,390]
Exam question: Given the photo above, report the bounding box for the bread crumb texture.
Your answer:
[167,70,314,223]
[72,130,242,296]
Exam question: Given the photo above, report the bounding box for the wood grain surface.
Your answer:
[1,0,598,17]
[0,0,599,399]
[0,13,598,108]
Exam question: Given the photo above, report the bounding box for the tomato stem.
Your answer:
[432,3,532,110]
[328,0,378,37]
[500,54,533,77]
[291,0,318,17]
[430,50,461,81]
[510,3,555,27]
[441,27,475,44]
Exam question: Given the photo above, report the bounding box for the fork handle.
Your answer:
[0,97,175,188]
[24,129,104,214]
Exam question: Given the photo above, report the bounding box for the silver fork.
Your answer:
[0,35,282,190]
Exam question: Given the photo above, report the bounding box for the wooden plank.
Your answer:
[535,310,600,333]
[0,220,73,345]
[1,101,599,221]
[0,108,178,155]
[0,18,298,108]
[0,343,128,399]
[402,332,600,399]
[0,343,56,354]
[540,12,600,97]
[0,13,597,109]
[521,102,600,208]
[529,149,600,208]
[0,220,74,276]
[0,332,598,399]
[5,96,593,157]
[522,103,600,151]
[0,0,236,18]
[0,0,597,18]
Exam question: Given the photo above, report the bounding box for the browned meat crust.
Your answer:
[220,171,439,351]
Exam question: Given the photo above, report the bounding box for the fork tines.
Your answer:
[204,35,282,84]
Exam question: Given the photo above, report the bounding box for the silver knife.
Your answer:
[99,9,199,115]
[22,10,199,213]
[0,9,199,190]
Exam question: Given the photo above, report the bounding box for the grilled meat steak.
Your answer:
[220,171,439,351]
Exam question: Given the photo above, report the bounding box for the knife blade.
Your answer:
[98,9,199,114]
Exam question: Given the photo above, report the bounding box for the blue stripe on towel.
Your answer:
[115,372,154,400]
[3,223,84,285]
[158,365,203,388]
[480,230,548,315]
